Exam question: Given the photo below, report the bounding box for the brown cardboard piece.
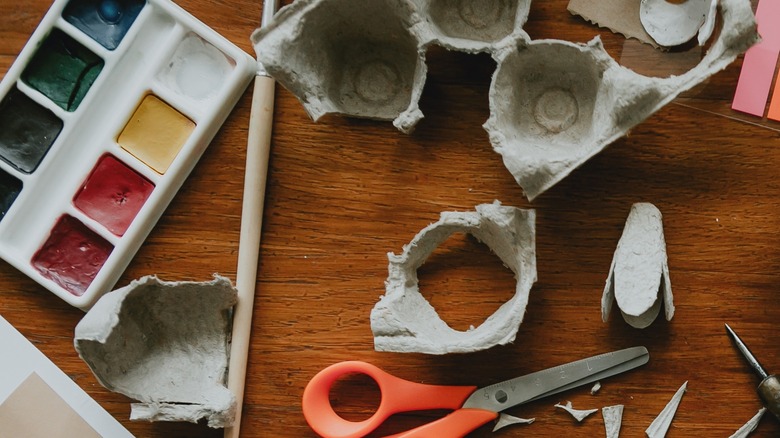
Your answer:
[568,0,660,48]
[0,372,101,438]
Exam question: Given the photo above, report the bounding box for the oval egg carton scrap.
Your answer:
[251,0,758,200]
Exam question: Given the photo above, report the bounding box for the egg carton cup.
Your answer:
[370,202,537,354]
[252,0,758,200]
[74,275,237,428]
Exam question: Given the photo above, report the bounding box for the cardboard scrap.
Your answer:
[568,0,659,48]
[555,400,598,422]
[602,203,674,329]
[75,275,238,428]
[602,404,624,438]
[371,202,537,354]
[729,407,766,438]
[492,413,535,432]
[646,381,688,438]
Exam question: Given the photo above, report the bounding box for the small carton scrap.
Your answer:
[602,203,674,329]
[639,0,718,47]
[74,275,238,428]
[555,400,598,422]
[646,381,687,438]
[602,404,624,438]
[370,202,537,354]
[729,407,766,438]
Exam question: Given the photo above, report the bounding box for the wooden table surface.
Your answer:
[2,0,779,437]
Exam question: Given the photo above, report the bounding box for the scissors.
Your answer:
[302,346,649,438]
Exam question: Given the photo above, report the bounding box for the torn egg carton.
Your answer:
[252,0,757,200]
[370,202,537,354]
[74,275,238,428]
[602,203,673,329]
[250,0,532,133]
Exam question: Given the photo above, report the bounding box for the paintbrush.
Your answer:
[224,1,279,437]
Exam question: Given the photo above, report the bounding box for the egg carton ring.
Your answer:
[371,202,537,354]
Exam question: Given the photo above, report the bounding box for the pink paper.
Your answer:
[755,0,780,49]
[731,44,778,116]
[731,0,780,116]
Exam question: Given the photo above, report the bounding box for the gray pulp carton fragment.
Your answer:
[370,202,537,354]
[252,0,758,200]
[601,203,673,329]
[251,0,532,133]
[74,275,238,428]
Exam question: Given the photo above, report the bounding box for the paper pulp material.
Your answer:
[371,202,536,354]
[602,404,624,438]
[639,0,716,47]
[729,407,766,438]
[602,203,674,329]
[488,0,756,200]
[74,275,238,428]
[251,0,531,133]
[253,0,757,201]
[646,381,687,438]
[492,413,534,432]
[555,401,598,422]
[568,0,659,48]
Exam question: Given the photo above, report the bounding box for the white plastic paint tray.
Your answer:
[0,0,255,309]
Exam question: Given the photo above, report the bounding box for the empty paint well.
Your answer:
[32,215,114,296]
[0,169,22,221]
[159,33,236,101]
[117,95,195,174]
[74,154,154,236]
[63,0,146,50]
[0,87,63,173]
[21,28,104,112]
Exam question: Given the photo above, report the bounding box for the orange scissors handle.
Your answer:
[302,361,497,438]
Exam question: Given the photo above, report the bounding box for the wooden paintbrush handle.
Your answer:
[225,74,275,438]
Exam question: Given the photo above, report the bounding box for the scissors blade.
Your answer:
[462,346,649,412]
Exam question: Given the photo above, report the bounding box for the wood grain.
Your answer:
[1,1,778,436]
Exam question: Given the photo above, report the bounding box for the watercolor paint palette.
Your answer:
[0,0,255,309]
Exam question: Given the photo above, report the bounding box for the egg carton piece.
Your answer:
[602,404,624,438]
[74,275,237,428]
[251,0,428,133]
[555,400,599,422]
[730,407,766,438]
[646,381,688,438]
[602,203,673,329]
[371,202,537,354]
[250,0,532,133]
[640,0,718,47]
[411,0,532,53]
[486,0,757,200]
[253,0,756,200]
[493,413,534,432]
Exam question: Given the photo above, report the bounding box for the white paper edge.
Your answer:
[0,315,132,437]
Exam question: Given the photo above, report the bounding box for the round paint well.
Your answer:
[159,33,236,101]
